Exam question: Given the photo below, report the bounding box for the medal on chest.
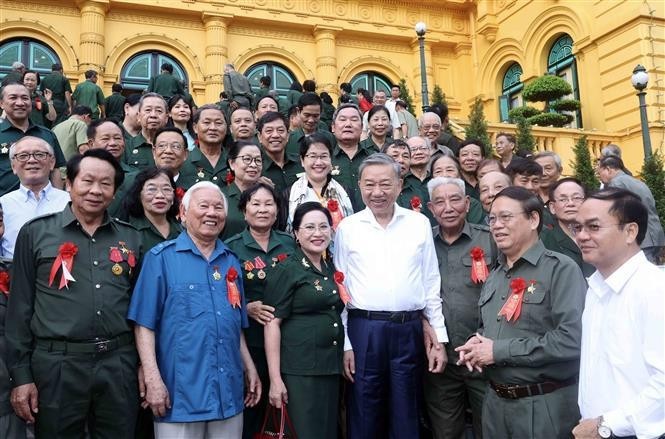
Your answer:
[254,256,267,279]
[212,265,222,281]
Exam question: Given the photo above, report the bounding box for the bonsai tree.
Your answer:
[570,135,600,190]
[641,150,665,233]
[464,96,492,156]
[515,116,536,154]
[431,84,446,106]
[509,74,580,127]
[397,78,415,114]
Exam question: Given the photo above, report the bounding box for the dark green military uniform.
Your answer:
[0,119,66,197]
[436,131,462,156]
[72,80,104,120]
[359,137,381,151]
[40,71,72,125]
[285,127,336,156]
[253,87,269,110]
[263,248,343,439]
[129,215,182,253]
[425,222,497,439]
[5,205,143,438]
[545,222,594,277]
[277,96,290,118]
[28,92,52,128]
[397,172,435,225]
[104,92,126,121]
[478,240,585,438]
[286,90,302,107]
[261,152,303,194]
[147,73,183,100]
[122,133,155,172]
[464,179,480,200]
[331,144,373,212]
[221,183,247,240]
[0,259,27,438]
[224,229,295,439]
[321,102,335,131]
[186,146,229,188]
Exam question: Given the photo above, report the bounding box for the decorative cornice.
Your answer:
[106,12,203,29]
[229,25,314,42]
[1,0,79,16]
[337,38,408,54]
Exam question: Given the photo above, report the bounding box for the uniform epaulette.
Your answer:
[224,233,242,244]
[112,217,138,230]
[469,223,491,232]
[150,239,177,255]
[273,230,294,239]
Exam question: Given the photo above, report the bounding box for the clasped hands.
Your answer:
[454,333,495,372]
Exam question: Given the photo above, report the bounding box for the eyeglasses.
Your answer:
[554,196,585,205]
[299,224,331,234]
[154,143,184,151]
[421,125,441,131]
[488,211,525,226]
[237,155,262,166]
[570,222,624,236]
[143,186,175,197]
[409,146,430,153]
[304,153,331,161]
[12,152,52,162]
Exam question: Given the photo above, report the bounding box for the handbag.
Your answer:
[253,403,297,439]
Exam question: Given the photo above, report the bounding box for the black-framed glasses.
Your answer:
[488,211,526,226]
[237,155,262,166]
[12,152,52,162]
[154,143,185,151]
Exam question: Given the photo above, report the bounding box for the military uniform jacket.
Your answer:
[331,144,373,212]
[478,240,585,385]
[105,93,126,121]
[130,215,182,254]
[434,222,497,362]
[285,128,336,156]
[0,119,66,196]
[186,147,229,188]
[220,183,246,240]
[147,73,184,99]
[40,72,72,103]
[6,205,143,386]
[123,133,156,171]
[260,151,303,195]
[224,229,295,348]
[72,80,104,119]
[263,249,344,376]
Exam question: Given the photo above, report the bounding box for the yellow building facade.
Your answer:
[1,0,663,172]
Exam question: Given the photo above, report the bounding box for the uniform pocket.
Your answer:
[282,323,316,371]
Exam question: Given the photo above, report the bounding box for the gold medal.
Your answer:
[112,263,123,275]
[213,271,222,281]
[257,269,266,279]
[247,272,255,280]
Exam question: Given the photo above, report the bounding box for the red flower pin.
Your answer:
[334,271,352,305]
[225,170,235,186]
[470,247,489,284]
[277,253,288,262]
[48,242,78,289]
[175,187,185,202]
[498,277,527,322]
[410,196,422,212]
[0,272,10,296]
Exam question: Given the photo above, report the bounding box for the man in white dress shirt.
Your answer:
[333,153,447,438]
[0,136,70,257]
[572,187,664,439]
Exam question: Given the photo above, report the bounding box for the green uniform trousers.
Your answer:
[32,343,139,439]
[424,364,486,439]
[482,383,579,439]
[282,374,339,439]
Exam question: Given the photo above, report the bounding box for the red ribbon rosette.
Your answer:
[225,170,235,186]
[498,277,527,322]
[470,247,489,284]
[175,187,186,203]
[410,196,422,213]
[226,267,241,308]
[327,198,343,230]
[48,242,78,289]
[35,96,42,111]
[0,272,10,296]
[334,271,352,305]
[276,253,288,262]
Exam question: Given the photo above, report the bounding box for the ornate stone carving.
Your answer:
[1,0,79,15]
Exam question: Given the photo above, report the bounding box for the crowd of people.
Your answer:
[0,59,663,439]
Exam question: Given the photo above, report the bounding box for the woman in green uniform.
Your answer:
[22,70,56,127]
[224,182,296,439]
[360,105,391,151]
[264,202,344,439]
[122,167,182,251]
[221,140,264,239]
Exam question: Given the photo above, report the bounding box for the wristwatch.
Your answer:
[597,416,612,439]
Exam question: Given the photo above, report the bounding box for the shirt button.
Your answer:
[95,284,101,289]
[333,323,338,327]
[211,286,215,290]
[91,238,96,243]
[331,305,335,310]
[213,176,218,181]
[189,285,194,290]
[501,296,505,300]
[218,339,223,344]
[217,311,221,316]
[219,367,224,372]
[332,290,337,294]
[93,261,99,266]
[96,310,102,316]
[506,274,511,278]
[134,161,139,164]
[497,317,501,322]
[324,277,328,281]
[333,341,338,346]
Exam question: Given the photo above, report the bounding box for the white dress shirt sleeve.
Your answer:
[420,220,448,344]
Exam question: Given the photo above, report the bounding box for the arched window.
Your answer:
[245,62,296,98]
[0,39,60,81]
[350,72,392,96]
[548,34,582,128]
[120,52,188,92]
[499,63,523,122]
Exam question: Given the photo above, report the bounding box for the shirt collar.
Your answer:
[240,228,283,253]
[359,204,408,227]
[587,250,646,299]
[497,239,545,269]
[175,230,230,261]
[60,203,113,229]
[18,182,53,201]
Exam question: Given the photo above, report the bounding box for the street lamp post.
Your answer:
[415,22,429,113]
[631,64,652,159]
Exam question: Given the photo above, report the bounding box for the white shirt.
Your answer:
[578,251,665,438]
[0,183,70,257]
[333,205,448,350]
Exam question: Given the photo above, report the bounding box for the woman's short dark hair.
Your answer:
[166,94,196,139]
[586,187,648,245]
[122,167,179,220]
[22,70,41,85]
[292,201,333,231]
[367,105,391,125]
[303,80,316,93]
[238,182,280,215]
[299,132,333,159]
[67,148,124,191]
[493,186,544,234]
[228,140,260,162]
